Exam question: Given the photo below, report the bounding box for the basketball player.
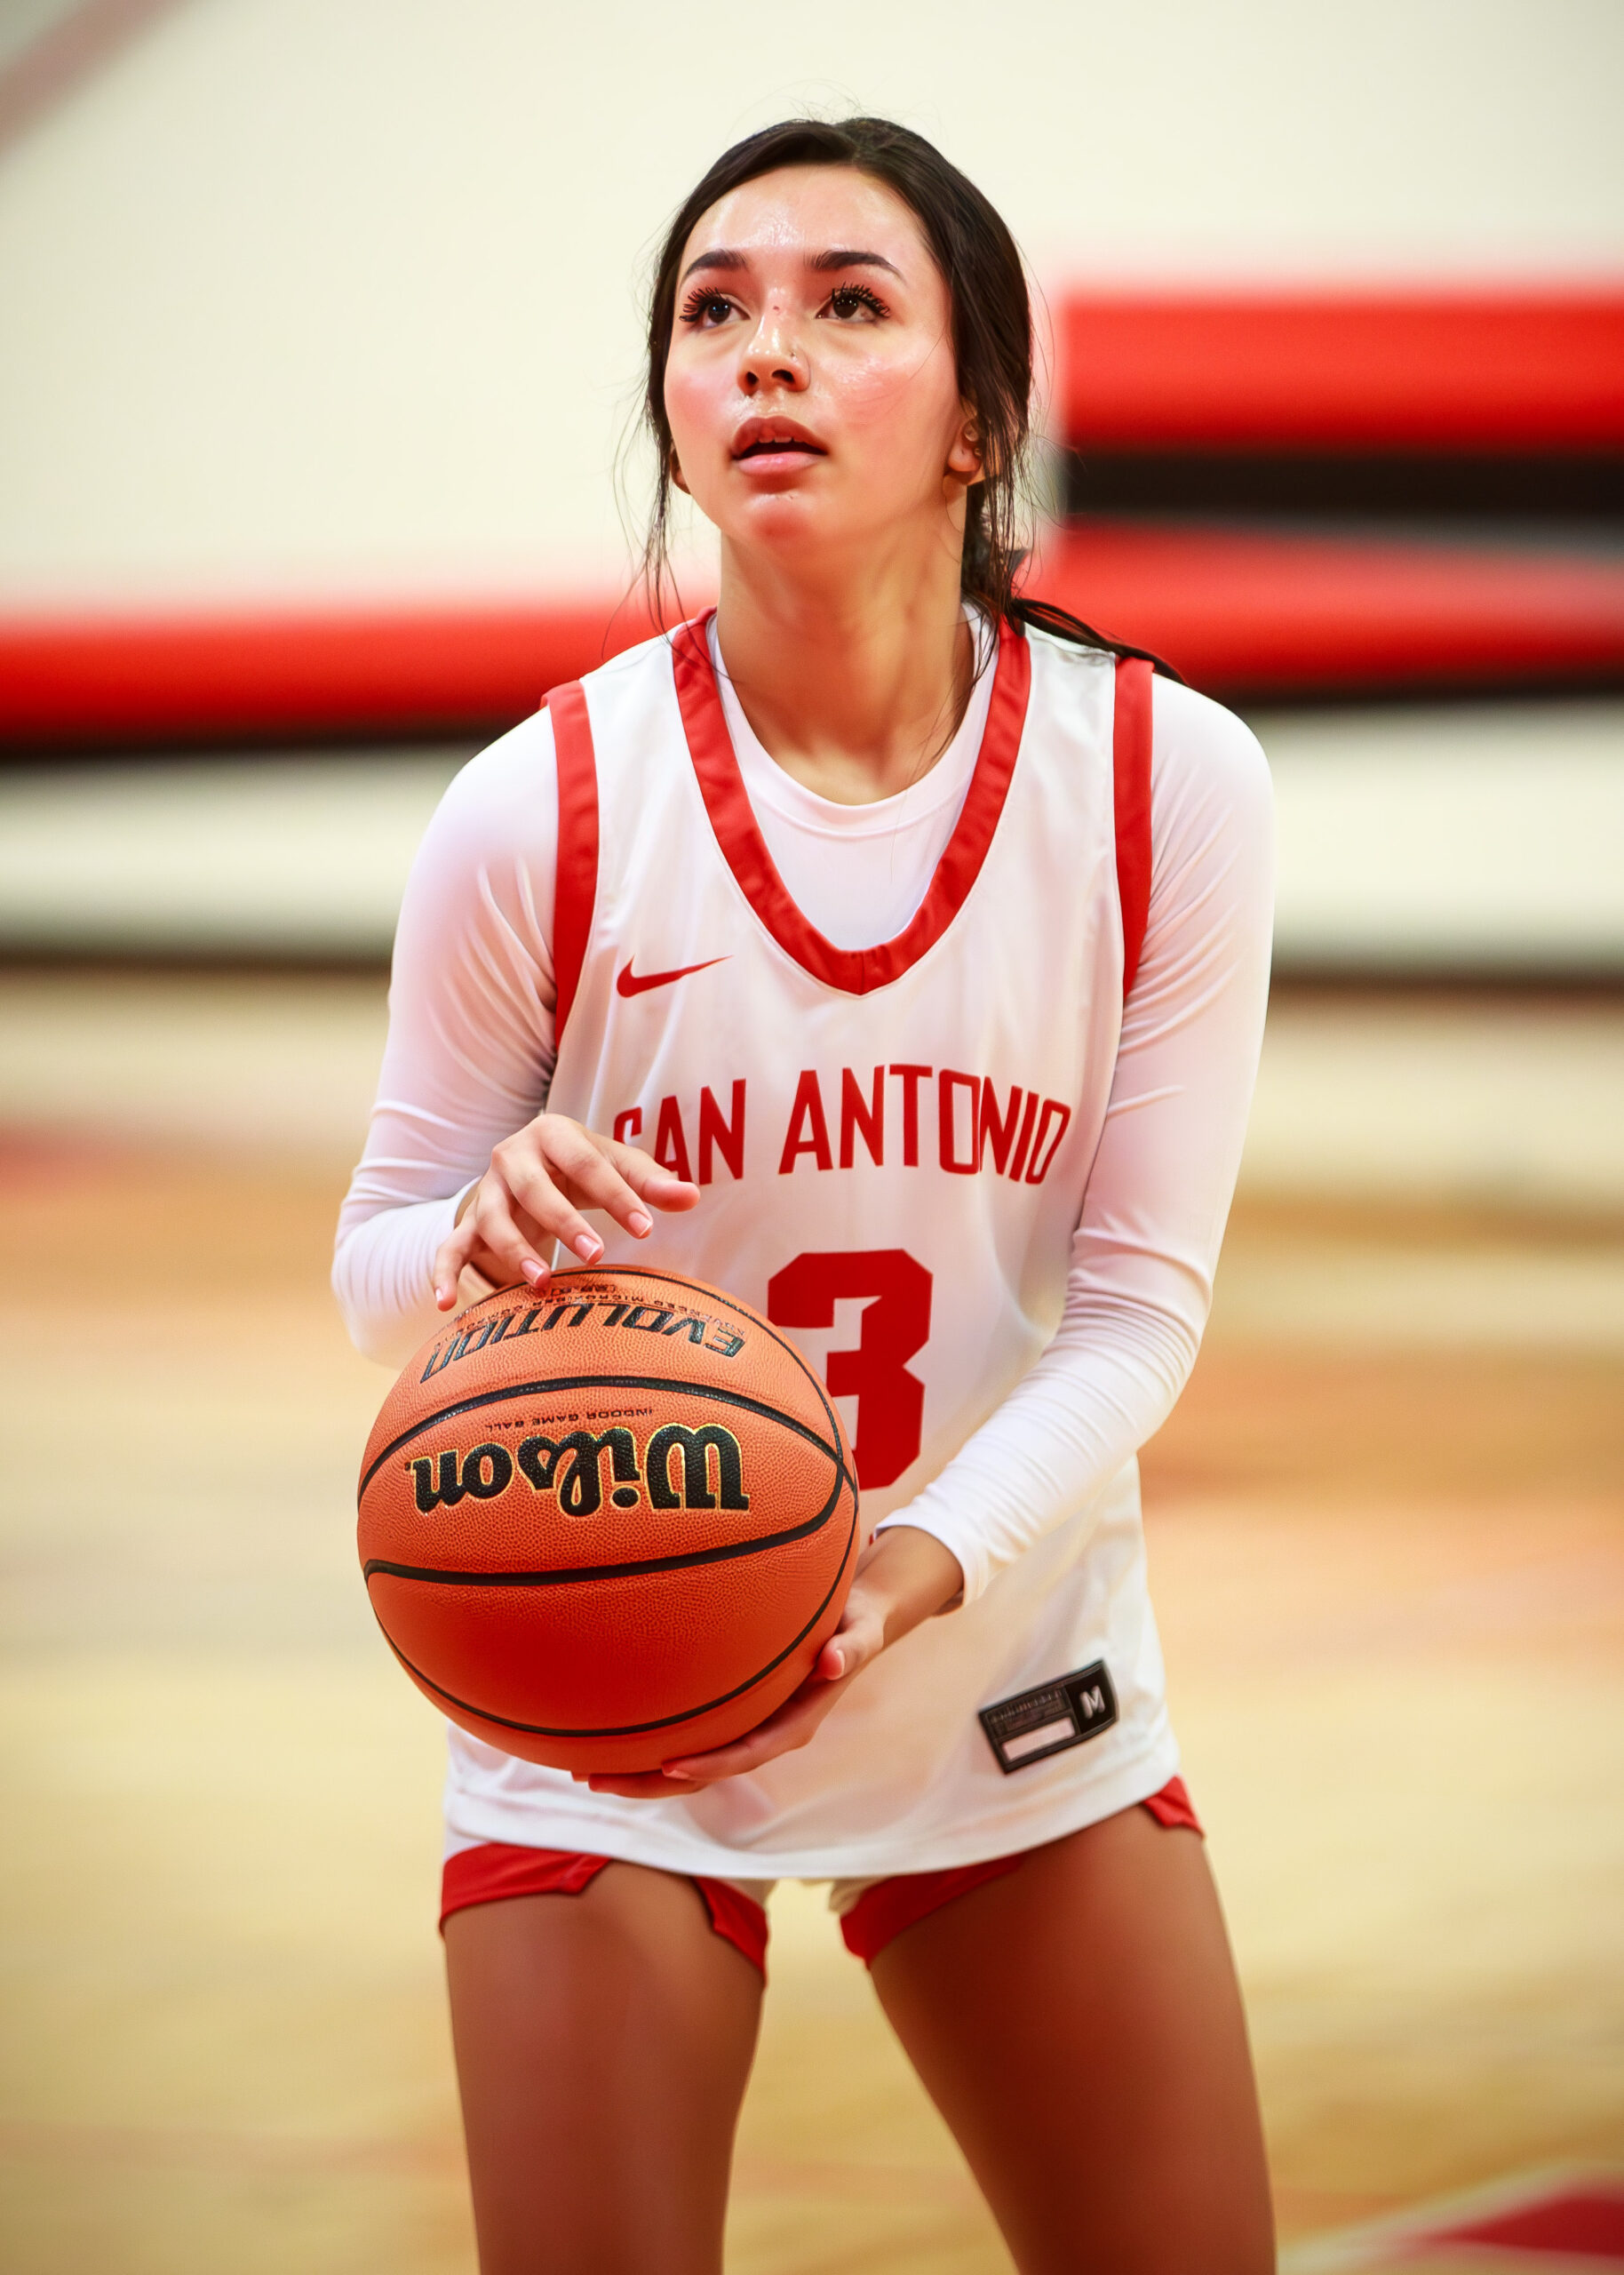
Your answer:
[336,118,1276,2275]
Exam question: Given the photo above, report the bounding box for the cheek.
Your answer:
[828,341,960,457]
[663,353,730,459]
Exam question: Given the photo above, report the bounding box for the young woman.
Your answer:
[336,116,1276,2275]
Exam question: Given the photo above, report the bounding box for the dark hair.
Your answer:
[638,114,1179,678]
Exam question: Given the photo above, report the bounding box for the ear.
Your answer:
[945,413,983,488]
[670,448,690,498]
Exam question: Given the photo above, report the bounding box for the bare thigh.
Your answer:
[871,1808,1274,2275]
[443,1863,763,2275]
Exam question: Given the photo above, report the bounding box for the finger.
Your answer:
[460,1193,566,1291]
[431,1216,482,1309]
[663,1679,847,1785]
[599,1138,702,1217]
[521,1123,670,1245]
[577,1770,697,1799]
[660,1722,809,1785]
[458,1242,542,1297]
[471,1175,596,1279]
[812,1605,886,1686]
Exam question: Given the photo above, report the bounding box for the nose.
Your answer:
[738,303,808,394]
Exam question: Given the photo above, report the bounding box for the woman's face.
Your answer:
[663,164,980,573]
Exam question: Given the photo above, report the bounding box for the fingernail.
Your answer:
[573,1232,603,1263]
[434,1283,450,1306]
[628,1209,652,1238]
[521,1258,545,1285]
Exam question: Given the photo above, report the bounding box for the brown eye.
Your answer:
[679,291,736,328]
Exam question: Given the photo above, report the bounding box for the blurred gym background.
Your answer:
[1,3,1620,2270]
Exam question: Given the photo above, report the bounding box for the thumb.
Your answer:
[816,1613,880,1684]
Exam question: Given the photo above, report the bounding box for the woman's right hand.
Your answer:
[432,1115,699,1310]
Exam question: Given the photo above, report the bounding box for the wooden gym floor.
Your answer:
[0,974,1620,2272]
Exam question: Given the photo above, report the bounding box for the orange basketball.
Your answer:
[357,1265,862,1774]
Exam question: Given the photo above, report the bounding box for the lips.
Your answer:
[731,418,827,461]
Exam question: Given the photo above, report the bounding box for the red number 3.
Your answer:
[766,1249,933,1489]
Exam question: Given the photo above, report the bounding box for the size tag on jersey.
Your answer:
[978,1662,1119,1775]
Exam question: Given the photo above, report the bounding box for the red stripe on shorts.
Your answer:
[439,1842,769,1979]
[840,1777,1204,1965]
[838,1854,1026,1964]
[1141,1774,1202,1832]
[438,1780,1199,1981]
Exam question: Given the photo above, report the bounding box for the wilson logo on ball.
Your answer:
[407,1422,750,1519]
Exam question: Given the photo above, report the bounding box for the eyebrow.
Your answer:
[808,248,903,277]
[678,245,904,286]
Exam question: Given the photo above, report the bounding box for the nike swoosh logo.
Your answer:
[615,954,730,998]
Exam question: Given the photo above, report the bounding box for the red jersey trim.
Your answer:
[671,611,1033,998]
[1112,656,1154,1004]
[548,678,600,1042]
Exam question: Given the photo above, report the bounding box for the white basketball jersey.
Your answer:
[442,614,1183,1878]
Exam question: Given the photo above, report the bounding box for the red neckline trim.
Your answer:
[670,611,1032,996]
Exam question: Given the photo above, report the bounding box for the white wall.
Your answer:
[1,0,1620,605]
[4,699,1622,972]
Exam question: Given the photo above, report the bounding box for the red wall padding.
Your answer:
[1035,522,1624,696]
[1059,289,1624,450]
[0,596,669,749]
[4,525,1622,748]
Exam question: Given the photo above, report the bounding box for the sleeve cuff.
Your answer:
[872,1503,992,1608]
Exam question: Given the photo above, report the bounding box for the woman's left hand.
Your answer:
[575,1526,965,1800]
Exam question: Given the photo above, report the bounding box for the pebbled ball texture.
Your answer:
[357,1265,862,1773]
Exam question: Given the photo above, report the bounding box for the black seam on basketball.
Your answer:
[546,1267,846,1451]
[370,1493,858,1741]
[362,1457,846,1586]
[437,1268,849,1482]
[359,1374,847,1501]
